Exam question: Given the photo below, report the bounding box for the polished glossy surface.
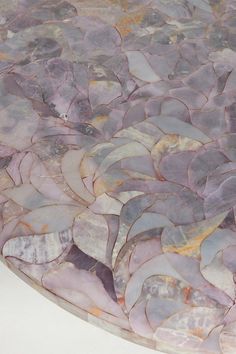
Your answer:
[0,1,236,353]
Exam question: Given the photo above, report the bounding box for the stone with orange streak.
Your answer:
[151,134,202,167]
[190,327,205,339]
[115,10,146,37]
[18,221,35,234]
[91,115,109,130]
[0,52,13,61]
[89,307,103,317]
[162,212,228,257]
[94,175,124,196]
[183,287,192,304]
[41,224,49,234]
[117,296,125,305]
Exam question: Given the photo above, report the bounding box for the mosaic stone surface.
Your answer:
[1,0,236,353]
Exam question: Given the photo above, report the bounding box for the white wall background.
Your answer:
[0,263,163,354]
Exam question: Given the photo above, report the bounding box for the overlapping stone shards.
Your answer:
[1,1,236,353]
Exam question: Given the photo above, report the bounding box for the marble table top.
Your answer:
[0,1,236,353]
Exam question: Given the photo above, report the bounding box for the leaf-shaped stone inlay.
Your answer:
[1,1,236,353]
[126,51,160,83]
[3,229,72,264]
